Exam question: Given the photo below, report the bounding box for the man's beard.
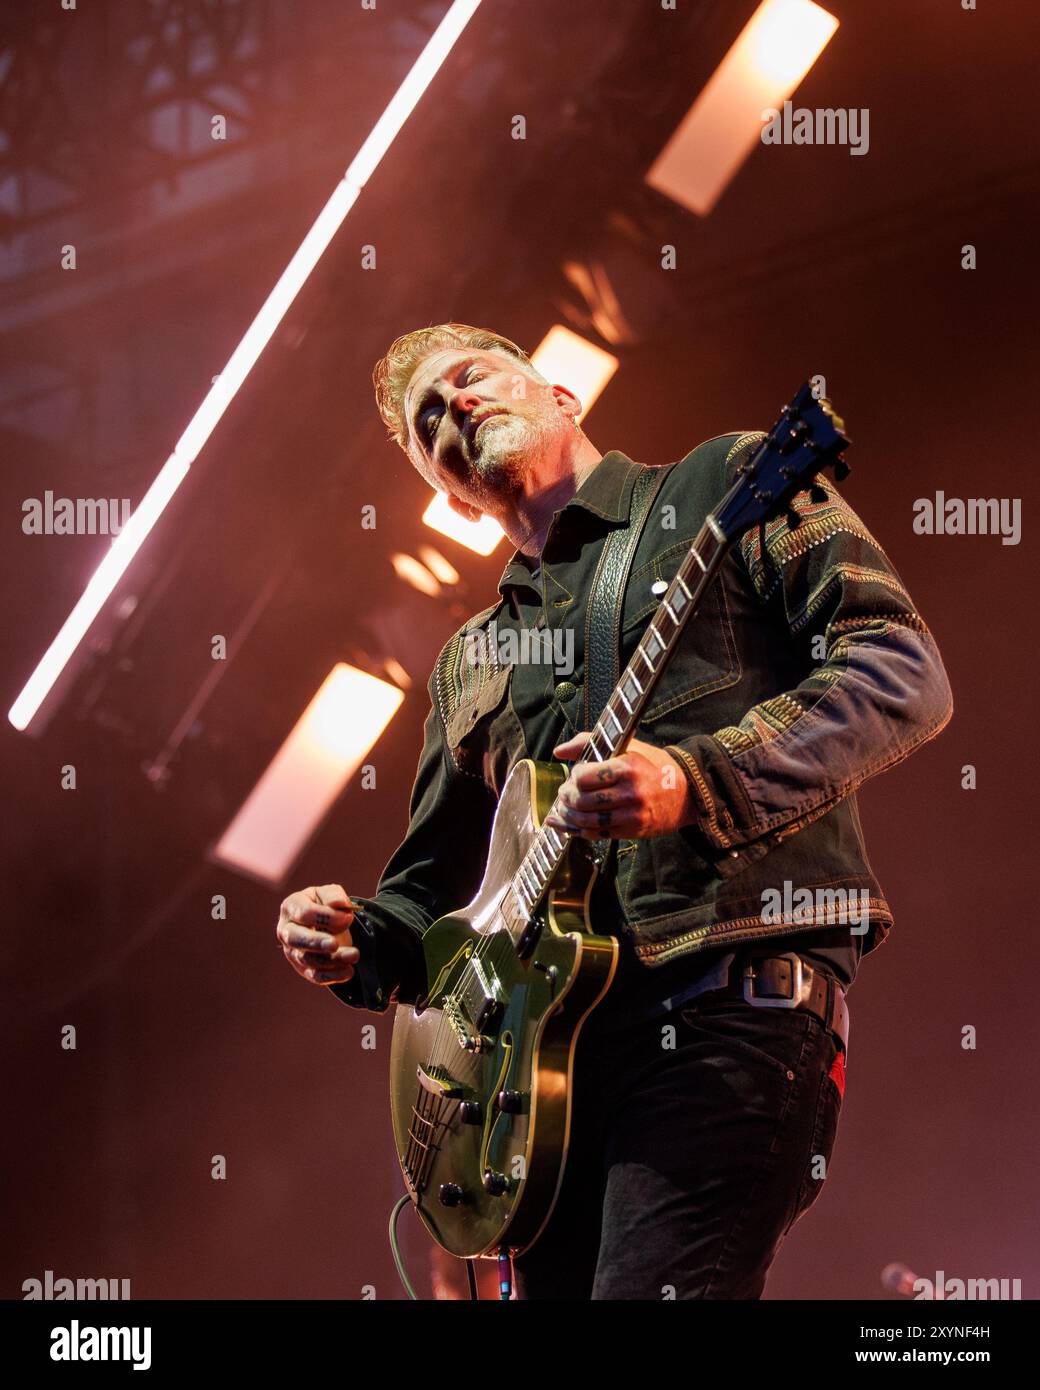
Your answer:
[462,413,537,508]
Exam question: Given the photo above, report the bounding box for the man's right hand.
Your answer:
[277,883,360,986]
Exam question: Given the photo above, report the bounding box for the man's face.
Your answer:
[403,347,572,512]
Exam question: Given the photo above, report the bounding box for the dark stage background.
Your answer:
[2,0,1038,1301]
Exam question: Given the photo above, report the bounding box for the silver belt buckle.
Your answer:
[742,951,810,1009]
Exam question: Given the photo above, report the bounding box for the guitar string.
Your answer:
[418,884,530,1192]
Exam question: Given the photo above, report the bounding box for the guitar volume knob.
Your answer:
[482,1170,510,1196]
[533,960,557,986]
[438,1183,465,1207]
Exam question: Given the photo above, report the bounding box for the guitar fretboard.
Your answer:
[497,517,729,940]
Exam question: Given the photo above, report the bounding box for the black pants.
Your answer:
[512,990,846,1300]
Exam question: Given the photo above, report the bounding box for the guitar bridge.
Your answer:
[415,1061,464,1100]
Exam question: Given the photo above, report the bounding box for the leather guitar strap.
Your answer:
[582,460,676,864]
[583,461,676,728]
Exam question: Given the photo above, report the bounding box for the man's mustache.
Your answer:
[466,408,510,452]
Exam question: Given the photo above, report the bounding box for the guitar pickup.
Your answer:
[475,998,504,1033]
[464,956,506,1036]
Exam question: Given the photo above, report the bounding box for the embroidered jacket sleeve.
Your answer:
[328,661,497,1014]
[665,478,953,869]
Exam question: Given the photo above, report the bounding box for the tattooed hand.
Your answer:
[276,883,359,986]
[545,731,695,840]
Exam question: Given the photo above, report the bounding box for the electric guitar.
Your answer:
[388,382,851,1260]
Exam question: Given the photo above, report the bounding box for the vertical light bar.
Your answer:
[211,664,404,884]
[8,454,189,731]
[9,0,484,733]
[645,0,838,216]
[422,325,619,554]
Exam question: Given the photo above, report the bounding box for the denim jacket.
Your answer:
[330,433,953,1013]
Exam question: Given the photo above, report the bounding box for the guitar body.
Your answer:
[389,757,618,1258]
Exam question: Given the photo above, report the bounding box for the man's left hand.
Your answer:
[545,731,695,839]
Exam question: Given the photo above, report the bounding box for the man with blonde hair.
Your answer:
[276,322,952,1300]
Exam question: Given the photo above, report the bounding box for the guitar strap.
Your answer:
[582,460,676,863]
[583,461,676,729]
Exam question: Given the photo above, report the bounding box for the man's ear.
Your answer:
[551,384,583,422]
[446,493,484,524]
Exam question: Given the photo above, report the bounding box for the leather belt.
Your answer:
[681,950,850,1054]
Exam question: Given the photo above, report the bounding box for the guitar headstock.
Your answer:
[713,383,851,543]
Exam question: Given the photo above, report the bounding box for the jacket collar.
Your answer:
[496,450,641,595]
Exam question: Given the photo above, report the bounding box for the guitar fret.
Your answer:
[609,700,629,737]
[607,704,624,735]
[675,573,692,600]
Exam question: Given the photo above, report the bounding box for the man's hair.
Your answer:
[372,322,544,463]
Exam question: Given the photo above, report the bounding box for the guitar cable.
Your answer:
[390,1194,502,1300]
[389,1194,419,1300]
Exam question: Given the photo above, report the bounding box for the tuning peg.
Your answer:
[786,507,802,530]
[832,458,850,482]
[809,483,828,503]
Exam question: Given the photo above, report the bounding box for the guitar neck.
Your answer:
[577,515,730,767]
[498,514,732,939]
